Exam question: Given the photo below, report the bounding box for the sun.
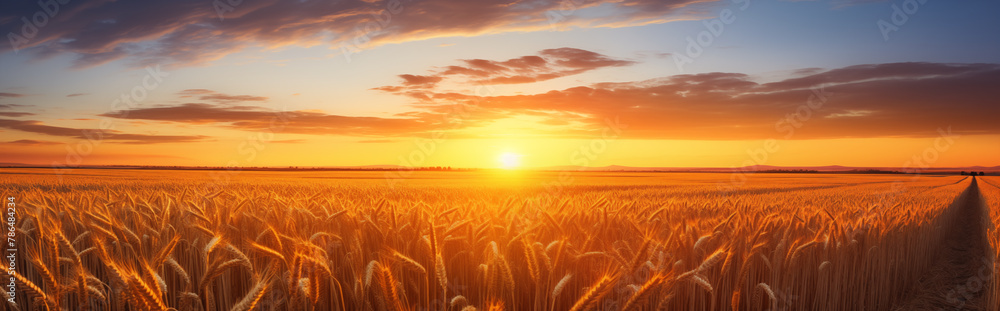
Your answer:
[498,152,522,169]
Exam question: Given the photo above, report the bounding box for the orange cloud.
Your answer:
[99,103,441,136]
[178,89,269,104]
[0,112,33,117]
[0,119,211,144]
[96,62,1000,140]
[435,62,1000,139]
[378,48,635,95]
[398,75,444,88]
[1,139,62,146]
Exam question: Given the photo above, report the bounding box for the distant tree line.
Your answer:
[760,169,820,173]
[961,171,987,176]
[845,169,904,174]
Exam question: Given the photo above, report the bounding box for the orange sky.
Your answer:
[1,0,999,169]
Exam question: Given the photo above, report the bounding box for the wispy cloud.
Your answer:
[824,110,874,119]
[177,89,269,104]
[93,62,1000,140]
[0,0,716,68]
[430,62,1000,139]
[374,47,635,98]
[1,139,62,146]
[0,112,34,117]
[0,119,211,144]
[99,103,441,136]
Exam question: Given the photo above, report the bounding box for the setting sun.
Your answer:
[498,152,522,169]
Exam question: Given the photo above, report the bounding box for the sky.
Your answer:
[0,0,998,169]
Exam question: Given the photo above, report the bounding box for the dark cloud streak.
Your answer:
[1,139,62,146]
[0,112,34,117]
[99,103,439,136]
[93,62,1000,140]
[0,119,211,144]
[0,0,713,68]
[178,89,268,104]
[374,48,635,98]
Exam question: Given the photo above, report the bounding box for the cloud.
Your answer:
[66,93,89,97]
[453,48,632,84]
[178,89,268,104]
[398,62,1000,140]
[0,0,715,68]
[1,139,62,146]
[0,112,34,117]
[374,48,635,97]
[470,48,636,84]
[398,74,444,88]
[99,103,442,136]
[0,151,190,165]
[0,93,25,99]
[96,62,1000,140]
[823,110,874,119]
[0,119,211,144]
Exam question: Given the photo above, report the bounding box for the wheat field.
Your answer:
[979,176,1000,310]
[0,169,995,310]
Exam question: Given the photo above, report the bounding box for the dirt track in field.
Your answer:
[893,177,993,311]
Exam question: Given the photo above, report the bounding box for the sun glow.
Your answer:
[498,152,522,169]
